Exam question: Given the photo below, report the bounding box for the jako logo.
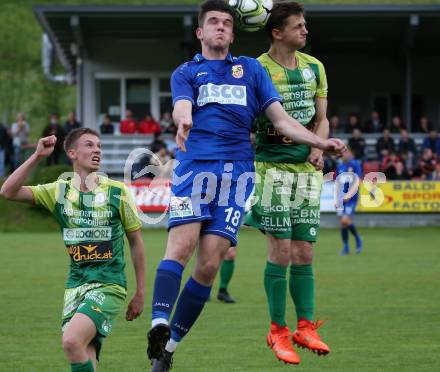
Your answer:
[197,83,247,107]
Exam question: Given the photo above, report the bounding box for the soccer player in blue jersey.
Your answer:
[146,1,346,370]
[335,148,363,255]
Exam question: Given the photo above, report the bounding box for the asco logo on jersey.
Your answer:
[197,83,247,107]
[232,64,244,79]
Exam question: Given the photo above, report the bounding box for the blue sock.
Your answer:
[170,277,212,342]
[152,260,184,322]
[341,227,349,246]
[348,224,360,242]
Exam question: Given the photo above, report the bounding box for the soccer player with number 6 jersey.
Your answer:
[245,1,334,365]
[146,1,346,371]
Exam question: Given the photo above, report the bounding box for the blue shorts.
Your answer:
[337,201,357,217]
[168,160,255,246]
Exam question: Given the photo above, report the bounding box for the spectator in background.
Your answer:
[138,113,161,135]
[344,114,362,134]
[0,122,9,177]
[63,110,81,135]
[150,133,166,154]
[329,115,342,137]
[149,144,173,179]
[376,128,395,160]
[323,154,337,174]
[120,109,138,134]
[160,112,174,133]
[42,113,65,165]
[422,130,440,157]
[398,129,416,155]
[348,128,366,161]
[11,112,30,170]
[388,161,410,180]
[398,129,416,173]
[165,121,178,136]
[390,115,406,133]
[100,114,114,135]
[433,163,440,181]
[381,151,401,178]
[364,111,384,133]
[418,116,433,133]
[418,148,437,180]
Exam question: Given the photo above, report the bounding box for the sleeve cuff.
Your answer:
[261,97,282,112]
[173,96,195,105]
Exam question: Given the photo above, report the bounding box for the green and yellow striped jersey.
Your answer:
[30,175,141,289]
[255,51,328,164]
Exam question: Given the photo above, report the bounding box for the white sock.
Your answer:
[152,318,168,328]
[165,339,179,353]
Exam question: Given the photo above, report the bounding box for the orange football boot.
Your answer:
[292,319,331,356]
[266,322,300,364]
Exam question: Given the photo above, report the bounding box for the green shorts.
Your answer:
[245,161,323,242]
[61,282,126,359]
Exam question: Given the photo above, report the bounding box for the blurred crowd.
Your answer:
[100,109,177,136]
[325,111,440,180]
[2,109,439,181]
[0,109,178,178]
[0,110,82,177]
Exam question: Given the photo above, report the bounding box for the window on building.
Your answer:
[126,79,151,121]
[96,79,121,122]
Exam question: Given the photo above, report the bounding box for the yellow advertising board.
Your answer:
[357,181,440,213]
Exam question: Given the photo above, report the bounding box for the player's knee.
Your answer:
[300,250,313,264]
[291,242,313,264]
[268,251,290,266]
[195,261,219,283]
[203,261,219,277]
[267,241,290,265]
[340,217,350,227]
[292,253,312,265]
[62,334,83,357]
[225,247,236,260]
[165,241,195,263]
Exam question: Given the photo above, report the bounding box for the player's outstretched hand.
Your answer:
[176,121,192,152]
[125,293,144,321]
[322,138,347,156]
[35,135,57,158]
[308,148,324,170]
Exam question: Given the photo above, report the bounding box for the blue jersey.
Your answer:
[171,53,281,161]
[335,160,362,204]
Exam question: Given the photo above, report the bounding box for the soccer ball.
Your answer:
[228,0,273,32]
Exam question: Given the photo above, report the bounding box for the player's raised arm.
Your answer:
[173,100,193,152]
[264,101,346,155]
[0,135,57,203]
[125,229,146,321]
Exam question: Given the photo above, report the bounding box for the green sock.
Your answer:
[71,360,94,372]
[264,261,287,327]
[289,264,314,321]
[220,259,235,290]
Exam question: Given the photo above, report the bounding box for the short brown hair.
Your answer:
[64,127,100,151]
[198,0,235,27]
[265,1,304,42]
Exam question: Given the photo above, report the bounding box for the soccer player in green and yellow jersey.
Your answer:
[0,128,146,372]
[245,1,331,365]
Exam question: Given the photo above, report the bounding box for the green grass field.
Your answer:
[1,227,439,371]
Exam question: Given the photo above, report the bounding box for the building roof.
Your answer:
[33,4,440,74]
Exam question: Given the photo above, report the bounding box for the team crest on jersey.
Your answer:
[94,192,106,206]
[302,68,316,83]
[232,65,244,79]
